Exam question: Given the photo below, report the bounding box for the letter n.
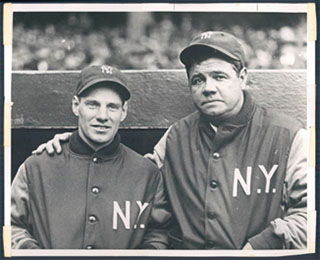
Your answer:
[232,167,252,197]
[113,201,130,230]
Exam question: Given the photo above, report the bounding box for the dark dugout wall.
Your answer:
[11,69,307,176]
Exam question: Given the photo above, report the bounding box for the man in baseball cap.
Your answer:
[33,31,307,250]
[179,31,246,70]
[148,31,307,249]
[76,65,131,100]
[11,65,171,249]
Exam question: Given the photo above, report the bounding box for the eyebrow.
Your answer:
[191,70,228,77]
[84,99,99,103]
[107,102,122,107]
[190,72,202,78]
[211,70,228,75]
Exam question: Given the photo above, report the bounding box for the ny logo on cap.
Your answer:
[101,65,113,74]
[200,32,213,40]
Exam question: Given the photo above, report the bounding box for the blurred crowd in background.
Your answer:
[13,12,306,70]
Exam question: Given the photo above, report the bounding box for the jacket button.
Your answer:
[207,211,216,219]
[212,152,220,159]
[91,187,100,194]
[210,181,218,189]
[88,215,97,223]
[92,157,98,163]
[86,245,94,249]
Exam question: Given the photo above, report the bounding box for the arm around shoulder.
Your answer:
[144,126,172,169]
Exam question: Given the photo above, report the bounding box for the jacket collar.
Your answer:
[199,90,256,128]
[69,130,121,157]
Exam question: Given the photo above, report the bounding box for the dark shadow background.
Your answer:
[12,128,167,175]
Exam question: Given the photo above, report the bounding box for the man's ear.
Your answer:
[120,101,128,122]
[239,67,248,89]
[72,96,80,117]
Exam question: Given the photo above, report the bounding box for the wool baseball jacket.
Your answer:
[11,131,171,249]
[147,91,307,249]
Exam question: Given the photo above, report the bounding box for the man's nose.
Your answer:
[96,107,109,121]
[202,77,217,96]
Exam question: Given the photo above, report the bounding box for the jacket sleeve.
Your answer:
[140,172,172,249]
[248,128,307,249]
[144,126,172,169]
[11,163,41,249]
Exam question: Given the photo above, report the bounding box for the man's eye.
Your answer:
[86,102,98,109]
[108,104,120,111]
[191,77,204,85]
[215,75,227,81]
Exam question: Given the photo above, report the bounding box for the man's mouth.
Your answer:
[91,125,111,131]
[202,100,222,105]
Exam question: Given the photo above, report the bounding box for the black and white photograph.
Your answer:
[3,2,316,258]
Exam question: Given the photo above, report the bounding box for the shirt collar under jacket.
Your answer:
[200,90,256,129]
[69,130,121,157]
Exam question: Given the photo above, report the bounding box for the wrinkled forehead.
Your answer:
[78,82,125,104]
[189,57,237,75]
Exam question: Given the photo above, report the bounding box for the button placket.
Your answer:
[83,155,100,248]
[205,146,222,249]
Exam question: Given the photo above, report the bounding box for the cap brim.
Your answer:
[179,44,240,66]
[78,78,131,100]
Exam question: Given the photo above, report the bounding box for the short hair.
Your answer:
[185,50,243,78]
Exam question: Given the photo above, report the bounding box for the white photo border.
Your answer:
[4,2,316,257]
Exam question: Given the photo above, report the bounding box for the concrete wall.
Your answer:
[12,69,307,129]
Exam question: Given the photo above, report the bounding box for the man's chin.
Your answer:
[196,105,228,121]
[201,109,223,117]
[88,134,113,145]
[200,109,230,123]
[198,104,224,115]
[91,138,112,145]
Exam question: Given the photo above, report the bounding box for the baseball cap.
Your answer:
[76,65,131,101]
[179,31,245,68]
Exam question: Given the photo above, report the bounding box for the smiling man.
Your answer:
[11,65,171,249]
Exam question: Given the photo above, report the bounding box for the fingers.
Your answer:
[31,141,55,155]
[45,140,56,155]
[52,132,72,153]
[52,137,62,154]
[32,143,47,155]
[61,132,73,141]
[31,132,72,156]
[144,153,153,160]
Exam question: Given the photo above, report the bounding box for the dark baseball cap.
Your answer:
[76,65,131,101]
[179,31,245,68]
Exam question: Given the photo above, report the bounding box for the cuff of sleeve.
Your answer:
[248,226,283,249]
[140,242,167,249]
[19,240,41,249]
